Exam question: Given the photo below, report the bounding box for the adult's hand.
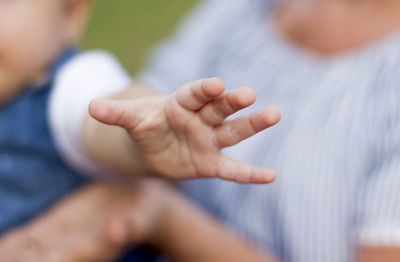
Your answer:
[0,182,159,262]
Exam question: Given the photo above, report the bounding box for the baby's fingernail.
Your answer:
[250,168,276,184]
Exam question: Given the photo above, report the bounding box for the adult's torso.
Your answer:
[144,0,400,261]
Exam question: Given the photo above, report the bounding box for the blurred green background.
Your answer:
[81,0,200,75]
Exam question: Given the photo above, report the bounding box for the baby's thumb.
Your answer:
[89,99,138,130]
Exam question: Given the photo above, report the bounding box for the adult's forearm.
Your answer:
[356,246,400,262]
[155,191,280,262]
[0,183,131,262]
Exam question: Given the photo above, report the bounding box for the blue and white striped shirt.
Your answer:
[139,0,400,261]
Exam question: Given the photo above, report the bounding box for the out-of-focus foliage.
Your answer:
[81,0,199,75]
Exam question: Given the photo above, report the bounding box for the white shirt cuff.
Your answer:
[357,224,400,246]
[48,50,131,178]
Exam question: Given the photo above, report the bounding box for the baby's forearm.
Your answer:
[82,83,156,178]
[154,191,280,262]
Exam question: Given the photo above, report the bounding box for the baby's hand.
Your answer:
[89,78,280,184]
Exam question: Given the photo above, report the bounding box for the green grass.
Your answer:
[80,0,199,75]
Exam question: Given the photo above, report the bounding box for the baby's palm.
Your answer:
[90,78,280,184]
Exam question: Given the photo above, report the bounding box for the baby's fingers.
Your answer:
[176,78,225,111]
[215,107,281,148]
[89,99,140,131]
[199,87,256,126]
[217,155,276,184]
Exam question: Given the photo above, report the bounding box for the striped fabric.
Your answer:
[139,0,400,261]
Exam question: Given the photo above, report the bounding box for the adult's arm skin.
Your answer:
[152,190,400,262]
[0,181,397,262]
[83,78,281,184]
[152,185,281,262]
[0,182,134,262]
[0,180,281,262]
[356,246,400,262]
